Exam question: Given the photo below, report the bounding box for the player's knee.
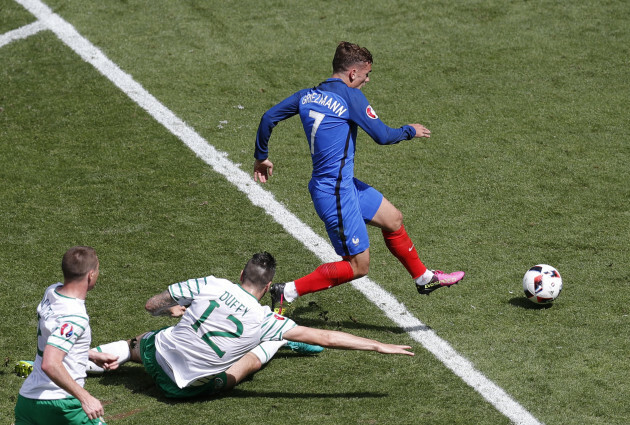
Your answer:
[380,209,403,233]
[391,209,403,231]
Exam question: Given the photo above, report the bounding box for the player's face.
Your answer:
[349,62,372,89]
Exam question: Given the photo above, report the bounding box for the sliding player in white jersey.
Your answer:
[15,246,119,425]
[88,252,414,398]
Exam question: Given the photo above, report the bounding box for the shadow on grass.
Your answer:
[95,365,387,405]
[286,301,429,334]
[508,297,554,310]
[220,389,388,399]
[96,365,166,400]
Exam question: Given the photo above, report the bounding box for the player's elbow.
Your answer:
[373,136,390,145]
[41,356,57,378]
[145,299,158,315]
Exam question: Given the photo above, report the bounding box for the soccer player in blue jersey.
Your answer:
[253,41,465,311]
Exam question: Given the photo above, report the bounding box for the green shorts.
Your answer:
[15,394,106,425]
[140,329,227,398]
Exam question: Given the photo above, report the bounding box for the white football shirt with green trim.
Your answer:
[19,283,91,400]
[155,276,296,388]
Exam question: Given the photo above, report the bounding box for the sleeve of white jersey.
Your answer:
[259,310,297,342]
[168,277,206,305]
[47,315,89,353]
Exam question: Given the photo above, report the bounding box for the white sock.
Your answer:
[415,269,435,286]
[251,340,287,365]
[87,340,131,374]
[283,281,299,302]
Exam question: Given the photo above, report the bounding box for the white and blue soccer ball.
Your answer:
[523,264,563,304]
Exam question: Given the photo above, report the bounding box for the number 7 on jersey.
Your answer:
[308,110,325,155]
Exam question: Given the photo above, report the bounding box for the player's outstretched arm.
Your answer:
[254,158,274,183]
[283,326,414,356]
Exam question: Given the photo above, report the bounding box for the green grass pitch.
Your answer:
[1,0,629,424]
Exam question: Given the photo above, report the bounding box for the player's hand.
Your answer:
[254,158,274,183]
[168,305,187,317]
[80,394,105,420]
[410,124,431,138]
[377,344,415,356]
[89,351,120,371]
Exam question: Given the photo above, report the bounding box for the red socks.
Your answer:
[294,261,355,296]
[293,225,424,296]
[382,225,427,279]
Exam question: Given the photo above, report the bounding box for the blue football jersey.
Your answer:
[255,78,416,193]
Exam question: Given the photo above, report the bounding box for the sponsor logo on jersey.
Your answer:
[366,105,378,119]
[60,323,74,338]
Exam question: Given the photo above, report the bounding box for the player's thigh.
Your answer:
[368,197,403,231]
[224,352,261,389]
[310,185,370,256]
[354,178,387,224]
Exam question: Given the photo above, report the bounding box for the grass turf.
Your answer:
[1,0,629,424]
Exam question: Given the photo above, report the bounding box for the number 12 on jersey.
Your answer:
[191,300,243,358]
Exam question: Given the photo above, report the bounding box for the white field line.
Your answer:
[0,19,45,48]
[10,1,542,424]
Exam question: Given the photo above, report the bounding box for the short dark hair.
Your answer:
[332,41,373,74]
[242,252,276,289]
[62,246,98,281]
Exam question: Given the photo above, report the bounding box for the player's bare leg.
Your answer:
[128,333,147,363]
[223,352,262,391]
[370,197,465,294]
[269,250,367,313]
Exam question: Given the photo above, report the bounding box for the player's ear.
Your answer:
[349,68,357,82]
[239,270,244,283]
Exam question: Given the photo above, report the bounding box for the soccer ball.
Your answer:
[522,264,563,304]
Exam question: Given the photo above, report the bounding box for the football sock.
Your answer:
[382,225,428,280]
[415,269,435,286]
[251,340,287,365]
[294,261,355,296]
[87,340,131,374]
[283,281,299,302]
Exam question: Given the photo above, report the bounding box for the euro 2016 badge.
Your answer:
[366,105,378,119]
[60,323,74,338]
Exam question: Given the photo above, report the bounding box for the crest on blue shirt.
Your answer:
[366,105,378,119]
